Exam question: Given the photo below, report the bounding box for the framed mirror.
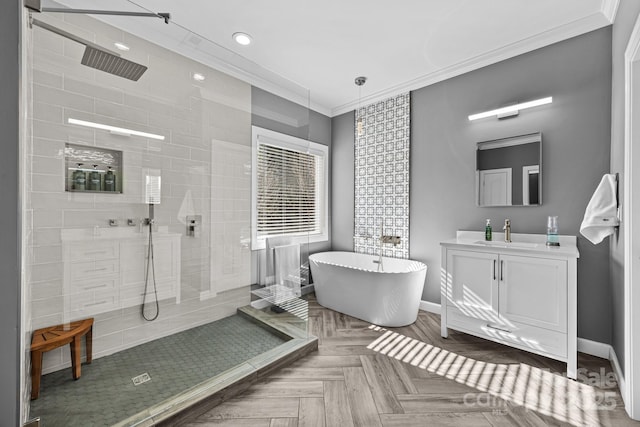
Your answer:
[476,132,542,206]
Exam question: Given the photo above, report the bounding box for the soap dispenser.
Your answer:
[72,163,86,191]
[88,164,101,191]
[485,219,492,241]
[104,166,116,192]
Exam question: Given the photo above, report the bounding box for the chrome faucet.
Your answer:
[355,222,402,272]
[381,235,401,245]
[374,222,384,272]
[503,219,512,242]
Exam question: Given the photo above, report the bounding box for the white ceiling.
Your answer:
[46,0,617,117]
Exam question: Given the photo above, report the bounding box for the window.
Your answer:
[251,126,329,250]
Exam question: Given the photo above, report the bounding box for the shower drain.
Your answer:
[131,372,151,386]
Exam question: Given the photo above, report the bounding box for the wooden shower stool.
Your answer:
[30,318,94,400]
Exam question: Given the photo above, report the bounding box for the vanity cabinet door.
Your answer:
[64,241,120,318]
[445,249,499,322]
[499,254,567,333]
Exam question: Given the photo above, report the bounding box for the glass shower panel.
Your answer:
[25,2,310,425]
[248,86,313,338]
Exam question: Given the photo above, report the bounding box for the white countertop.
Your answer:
[440,230,580,258]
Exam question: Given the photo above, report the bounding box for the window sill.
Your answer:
[251,233,328,251]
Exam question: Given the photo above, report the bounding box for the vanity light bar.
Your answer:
[67,118,165,140]
[468,97,553,121]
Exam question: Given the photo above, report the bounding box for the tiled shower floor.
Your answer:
[30,314,287,426]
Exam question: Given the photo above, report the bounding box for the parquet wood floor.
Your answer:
[180,294,639,427]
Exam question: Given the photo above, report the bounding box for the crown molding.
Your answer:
[601,0,620,23]
[330,11,611,117]
[65,2,612,119]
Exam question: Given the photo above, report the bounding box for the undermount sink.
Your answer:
[474,240,541,249]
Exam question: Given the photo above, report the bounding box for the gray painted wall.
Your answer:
[252,86,331,147]
[1,0,21,425]
[332,28,613,343]
[331,112,355,251]
[411,28,612,344]
[610,0,640,373]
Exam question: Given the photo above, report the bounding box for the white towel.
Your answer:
[274,243,301,294]
[580,174,619,244]
[265,236,293,286]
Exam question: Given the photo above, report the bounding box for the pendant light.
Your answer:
[354,76,367,136]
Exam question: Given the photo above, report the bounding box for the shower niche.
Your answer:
[65,143,123,193]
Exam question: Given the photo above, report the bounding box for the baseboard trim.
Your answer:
[577,337,611,359]
[575,337,626,401]
[419,300,441,314]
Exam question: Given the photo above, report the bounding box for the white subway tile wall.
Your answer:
[27,12,252,374]
[354,93,410,259]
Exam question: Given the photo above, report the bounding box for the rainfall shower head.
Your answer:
[81,46,147,81]
[31,18,148,81]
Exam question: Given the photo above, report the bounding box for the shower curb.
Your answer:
[113,306,317,427]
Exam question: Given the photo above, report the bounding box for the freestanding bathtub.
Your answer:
[309,251,427,327]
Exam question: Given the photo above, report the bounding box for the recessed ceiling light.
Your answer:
[114,42,130,51]
[232,32,252,46]
[193,73,205,82]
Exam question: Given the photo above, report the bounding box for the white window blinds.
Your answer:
[251,126,328,250]
[256,143,322,236]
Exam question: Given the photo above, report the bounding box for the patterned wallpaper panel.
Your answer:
[354,93,410,259]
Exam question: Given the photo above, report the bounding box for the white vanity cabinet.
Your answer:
[441,231,579,378]
[63,241,121,318]
[62,227,181,319]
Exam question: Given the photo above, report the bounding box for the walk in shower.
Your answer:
[22,2,315,425]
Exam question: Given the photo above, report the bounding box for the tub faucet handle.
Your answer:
[381,235,401,246]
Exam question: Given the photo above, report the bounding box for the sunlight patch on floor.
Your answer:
[367,325,613,426]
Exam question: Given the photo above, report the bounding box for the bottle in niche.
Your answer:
[546,215,560,246]
[72,163,86,191]
[485,219,492,241]
[104,166,116,192]
[89,164,101,191]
